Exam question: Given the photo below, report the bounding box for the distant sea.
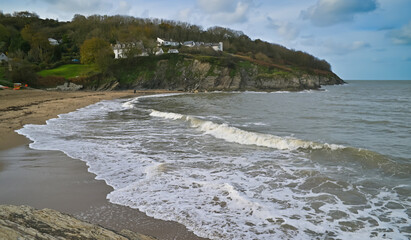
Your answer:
[17,81,411,239]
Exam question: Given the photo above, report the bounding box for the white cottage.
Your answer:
[212,42,223,52]
[48,38,59,46]
[112,42,145,59]
[155,48,164,55]
[183,41,195,47]
[0,53,8,62]
[205,42,223,51]
[168,49,179,54]
[157,37,179,47]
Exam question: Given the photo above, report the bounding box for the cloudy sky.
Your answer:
[2,0,411,80]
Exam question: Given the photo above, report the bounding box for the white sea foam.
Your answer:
[122,92,186,109]
[15,91,411,240]
[150,110,345,151]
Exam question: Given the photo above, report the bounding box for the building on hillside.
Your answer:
[157,37,180,47]
[205,42,223,51]
[155,48,164,55]
[157,37,223,52]
[112,42,146,59]
[168,49,179,54]
[156,37,165,46]
[183,41,195,47]
[0,53,9,62]
[48,38,59,46]
[213,42,223,51]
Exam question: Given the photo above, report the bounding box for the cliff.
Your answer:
[108,55,344,92]
[0,205,155,240]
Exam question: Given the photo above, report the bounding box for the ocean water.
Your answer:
[17,81,411,239]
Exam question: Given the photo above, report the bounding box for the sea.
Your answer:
[17,80,411,240]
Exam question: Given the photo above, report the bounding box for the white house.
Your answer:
[0,53,8,62]
[157,37,179,47]
[157,37,223,52]
[48,38,59,46]
[183,41,195,47]
[155,48,164,55]
[205,42,223,51]
[212,42,223,52]
[112,42,145,59]
[112,44,125,59]
[168,49,179,54]
[156,37,165,46]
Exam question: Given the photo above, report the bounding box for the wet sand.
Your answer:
[0,89,169,150]
[0,89,206,240]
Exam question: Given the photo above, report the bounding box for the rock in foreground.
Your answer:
[0,205,156,240]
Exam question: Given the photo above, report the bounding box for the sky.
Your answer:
[1,0,411,80]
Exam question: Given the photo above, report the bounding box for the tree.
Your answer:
[95,47,114,72]
[21,24,52,63]
[254,52,272,63]
[8,58,37,84]
[0,23,10,51]
[80,37,112,64]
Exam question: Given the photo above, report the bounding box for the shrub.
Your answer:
[32,76,66,88]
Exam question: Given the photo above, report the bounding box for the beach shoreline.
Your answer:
[0,89,206,240]
[0,89,176,150]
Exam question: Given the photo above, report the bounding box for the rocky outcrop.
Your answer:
[0,205,156,240]
[56,82,83,91]
[128,58,344,92]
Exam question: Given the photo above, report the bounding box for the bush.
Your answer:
[254,52,272,63]
[8,60,37,84]
[32,76,66,88]
[0,79,14,87]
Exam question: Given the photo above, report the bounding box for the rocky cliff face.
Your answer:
[127,58,344,92]
[0,205,155,240]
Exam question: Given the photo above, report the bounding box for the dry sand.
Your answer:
[0,89,206,240]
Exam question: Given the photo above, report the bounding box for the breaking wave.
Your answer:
[150,110,345,151]
[122,93,185,109]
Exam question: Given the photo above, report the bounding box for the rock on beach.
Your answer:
[0,205,156,240]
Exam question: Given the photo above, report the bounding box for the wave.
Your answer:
[150,110,345,151]
[149,110,411,176]
[122,93,185,109]
[316,147,411,177]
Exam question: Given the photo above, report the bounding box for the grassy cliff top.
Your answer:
[37,64,99,79]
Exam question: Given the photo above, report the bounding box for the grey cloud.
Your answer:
[116,1,132,15]
[197,0,237,14]
[196,0,252,24]
[301,0,378,27]
[267,17,300,41]
[391,21,411,45]
[44,0,112,14]
[323,40,371,55]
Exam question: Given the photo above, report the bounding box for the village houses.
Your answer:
[112,42,148,59]
[112,37,223,57]
[157,37,223,52]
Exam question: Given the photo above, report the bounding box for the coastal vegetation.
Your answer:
[0,11,342,90]
[37,64,98,78]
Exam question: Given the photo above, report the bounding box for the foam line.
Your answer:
[122,93,186,109]
[150,110,345,151]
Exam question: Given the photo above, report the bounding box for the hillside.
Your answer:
[109,54,343,91]
[0,11,344,91]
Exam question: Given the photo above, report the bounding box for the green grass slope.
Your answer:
[37,64,98,79]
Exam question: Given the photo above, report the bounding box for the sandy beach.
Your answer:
[0,89,206,240]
